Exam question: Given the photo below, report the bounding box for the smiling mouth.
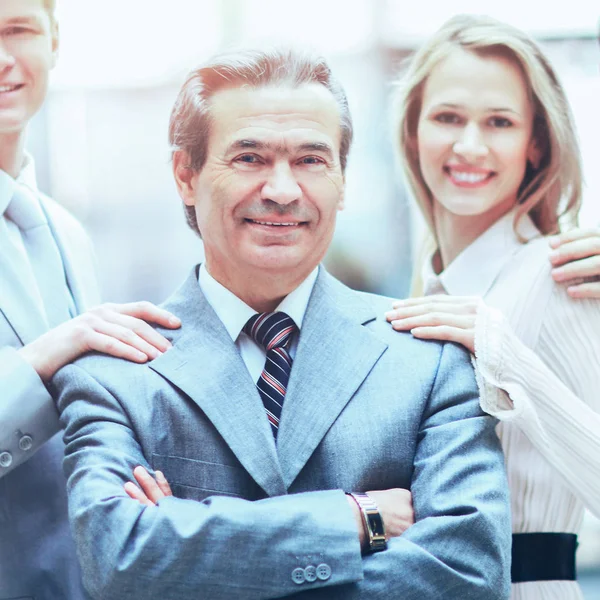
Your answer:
[245,219,306,227]
[444,167,495,187]
[0,84,24,94]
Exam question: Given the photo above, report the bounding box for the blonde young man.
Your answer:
[0,1,179,598]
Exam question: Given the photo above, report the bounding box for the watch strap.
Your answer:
[347,492,387,553]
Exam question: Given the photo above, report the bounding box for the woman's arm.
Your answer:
[387,290,600,516]
[473,288,600,516]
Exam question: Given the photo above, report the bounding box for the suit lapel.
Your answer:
[277,270,388,488]
[149,269,287,498]
[0,232,48,345]
[41,197,100,313]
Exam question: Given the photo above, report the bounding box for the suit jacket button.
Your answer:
[291,567,306,585]
[19,435,33,451]
[304,565,317,582]
[0,452,13,468]
[316,563,332,581]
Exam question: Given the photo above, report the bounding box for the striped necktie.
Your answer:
[244,312,297,438]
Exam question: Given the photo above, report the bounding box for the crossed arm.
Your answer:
[55,341,510,600]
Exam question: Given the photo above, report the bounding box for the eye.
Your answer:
[488,116,513,128]
[298,156,325,166]
[234,154,261,164]
[3,26,32,36]
[434,112,462,125]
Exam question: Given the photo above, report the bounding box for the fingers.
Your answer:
[85,321,165,360]
[387,301,477,322]
[392,295,465,309]
[409,326,475,353]
[155,470,173,497]
[551,255,600,283]
[124,467,173,507]
[124,481,154,507]
[132,466,168,504]
[390,313,474,332]
[549,237,600,268]
[78,330,150,363]
[567,281,600,300]
[116,301,181,330]
[103,312,173,354]
[548,227,600,250]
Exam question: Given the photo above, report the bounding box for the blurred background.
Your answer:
[27,1,599,593]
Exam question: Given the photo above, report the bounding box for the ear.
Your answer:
[337,178,345,211]
[50,22,59,68]
[173,151,197,206]
[527,138,542,170]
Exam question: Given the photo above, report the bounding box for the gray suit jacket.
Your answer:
[0,190,99,600]
[56,267,511,600]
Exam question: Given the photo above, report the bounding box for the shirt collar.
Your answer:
[423,208,541,297]
[17,152,39,193]
[0,153,39,217]
[198,263,319,342]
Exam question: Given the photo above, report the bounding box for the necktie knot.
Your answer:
[6,184,47,230]
[244,312,296,352]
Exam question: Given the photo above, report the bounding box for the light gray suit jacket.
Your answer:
[55,267,511,600]
[0,188,99,600]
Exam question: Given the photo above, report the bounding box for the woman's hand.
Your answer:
[124,466,173,506]
[549,228,600,299]
[386,295,481,353]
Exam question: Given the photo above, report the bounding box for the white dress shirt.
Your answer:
[423,208,600,600]
[198,263,318,384]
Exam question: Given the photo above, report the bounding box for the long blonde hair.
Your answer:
[394,14,582,243]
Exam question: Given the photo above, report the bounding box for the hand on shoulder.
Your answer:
[549,227,600,299]
[18,301,181,382]
[385,295,481,353]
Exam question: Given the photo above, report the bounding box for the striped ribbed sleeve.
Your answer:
[473,288,600,517]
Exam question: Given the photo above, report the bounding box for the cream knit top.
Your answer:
[423,209,600,600]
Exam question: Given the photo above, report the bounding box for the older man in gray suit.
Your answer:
[55,48,511,599]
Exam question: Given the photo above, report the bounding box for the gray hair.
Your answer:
[169,47,353,234]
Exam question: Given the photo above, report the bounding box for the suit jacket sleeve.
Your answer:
[56,339,510,600]
[56,363,364,600]
[0,347,61,477]
[296,341,512,600]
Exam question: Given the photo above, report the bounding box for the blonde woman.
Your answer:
[386,15,600,599]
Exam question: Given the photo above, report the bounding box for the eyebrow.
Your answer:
[2,15,43,26]
[433,103,522,116]
[227,139,335,160]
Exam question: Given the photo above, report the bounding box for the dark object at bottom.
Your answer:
[511,533,578,583]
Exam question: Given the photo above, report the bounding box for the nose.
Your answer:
[453,122,488,161]
[0,41,16,71]
[261,162,302,205]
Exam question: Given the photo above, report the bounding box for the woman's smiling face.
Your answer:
[417,47,539,220]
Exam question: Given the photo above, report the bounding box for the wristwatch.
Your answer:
[347,492,387,553]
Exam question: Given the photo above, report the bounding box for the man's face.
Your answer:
[0,0,57,136]
[181,83,345,285]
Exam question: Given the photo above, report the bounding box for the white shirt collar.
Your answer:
[423,208,541,297]
[17,152,39,193]
[0,152,38,217]
[198,263,319,342]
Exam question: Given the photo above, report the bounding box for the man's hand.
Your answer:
[18,302,181,382]
[549,228,600,299]
[347,488,414,550]
[124,466,173,506]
